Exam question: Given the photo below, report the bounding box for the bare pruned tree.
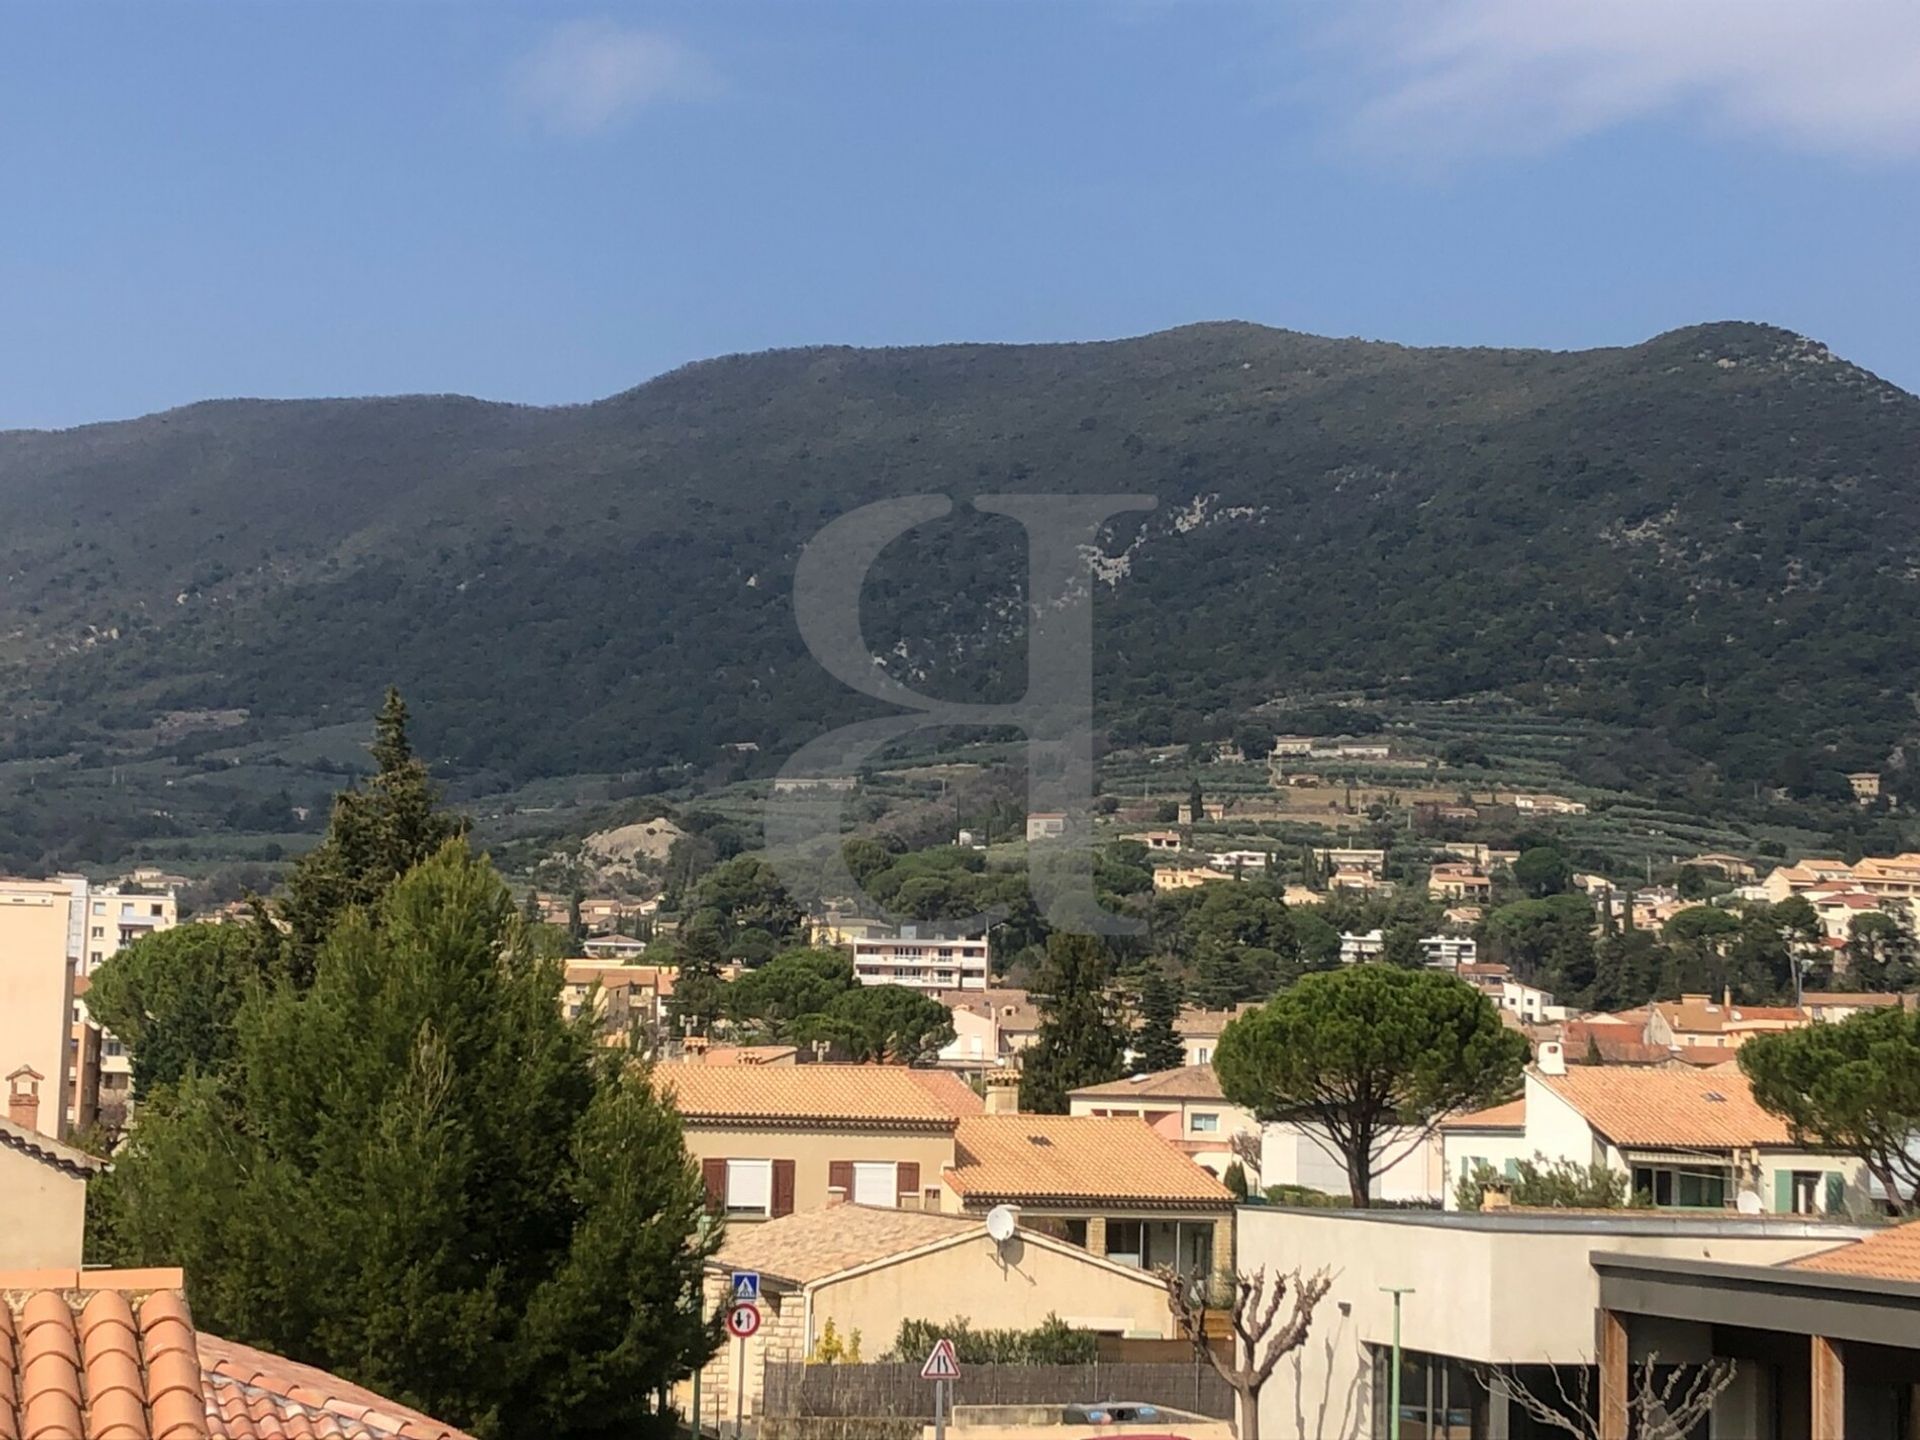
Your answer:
[1160,1265,1332,1440]
[1477,1355,1737,1440]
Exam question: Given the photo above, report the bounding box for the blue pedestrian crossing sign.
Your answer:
[730,1270,760,1301]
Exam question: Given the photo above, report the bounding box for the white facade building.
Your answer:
[851,926,989,992]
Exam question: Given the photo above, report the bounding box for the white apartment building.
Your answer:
[850,926,989,992]
[68,879,178,1131]
[1337,931,1478,970]
[1420,934,1478,969]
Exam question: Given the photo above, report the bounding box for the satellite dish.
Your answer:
[985,1205,1018,1243]
[1735,1188,1763,1215]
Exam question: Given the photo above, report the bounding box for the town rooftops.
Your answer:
[655,1063,970,1129]
[709,1204,978,1288]
[1801,991,1912,1010]
[1173,1005,1257,1039]
[0,1115,108,1178]
[694,1045,800,1067]
[944,1115,1233,1208]
[1440,1098,1526,1131]
[1068,1066,1226,1102]
[937,988,1040,1032]
[1534,1063,1795,1149]
[0,1268,470,1440]
[1788,1220,1920,1284]
[1650,995,1807,1036]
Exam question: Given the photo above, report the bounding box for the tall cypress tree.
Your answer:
[1131,966,1187,1074]
[1019,933,1129,1113]
[278,688,466,982]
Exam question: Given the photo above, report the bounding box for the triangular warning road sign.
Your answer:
[920,1337,961,1381]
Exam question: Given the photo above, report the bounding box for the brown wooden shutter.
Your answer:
[828,1160,854,1200]
[772,1159,797,1217]
[896,1162,920,1207]
[702,1158,727,1213]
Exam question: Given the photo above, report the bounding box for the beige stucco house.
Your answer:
[0,878,77,1139]
[0,1100,104,1269]
[1067,1067,1259,1183]
[940,1113,1235,1280]
[658,1064,980,1219]
[692,1203,1181,1422]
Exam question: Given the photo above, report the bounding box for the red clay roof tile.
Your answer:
[0,1273,472,1440]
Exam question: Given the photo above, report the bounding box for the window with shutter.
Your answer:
[725,1159,774,1217]
[897,1162,920,1208]
[852,1162,897,1207]
[702,1158,727,1213]
[828,1160,854,1199]
[1824,1172,1846,1213]
[772,1159,796,1218]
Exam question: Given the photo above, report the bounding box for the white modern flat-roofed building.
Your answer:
[850,926,989,992]
[1237,1203,1896,1440]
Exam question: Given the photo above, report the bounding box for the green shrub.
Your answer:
[886,1314,1095,1365]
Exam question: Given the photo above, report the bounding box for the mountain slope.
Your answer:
[2,320,1917,794]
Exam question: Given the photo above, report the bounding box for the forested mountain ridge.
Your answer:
[2,320,1917,796]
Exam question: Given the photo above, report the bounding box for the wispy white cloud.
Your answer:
[1330,0,1920,162]
[515,20,718,137]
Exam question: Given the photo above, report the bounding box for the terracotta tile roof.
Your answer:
[901,1069,983,1115]
[1535,1065,1795,1148]
[1068,1067,1226,1102]
[199,1334,469,1439]
[0,1116,109,1177]
[695,1046,799,1067]
[0,1270,470,1440]
[1440,1098,1526,1131]
[1173,1006,1256,1040]
[936,989,1039,1031]
[710,1205,978,1286]
[1651,998,1807,1036]
[1802,991,1911,1009]
[1787,1221,1920,1284]
[945,1116,1232,1208]
[655,1064,962,1129]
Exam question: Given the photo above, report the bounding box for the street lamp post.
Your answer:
[1380,1287,1415,1440]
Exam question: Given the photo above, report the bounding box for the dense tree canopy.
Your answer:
[1740,1007,1920,1215]
[1214,966,1528,1205]
[86,922,271,1101]
[95,843,718,1439]
[1019,933,1130,1113]
[725,947,956,1062]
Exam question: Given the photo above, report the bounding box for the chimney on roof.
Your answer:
[7,1065,43,1133]
[1722,986,1733,1010]
[985,1067,1020,1116]
[1537,1040,1566,1077]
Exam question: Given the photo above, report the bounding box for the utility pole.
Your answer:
[1381,1287,1415,1440]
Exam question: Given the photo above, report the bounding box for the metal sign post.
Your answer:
[734,1332,745,1440]
[921,1336,961,1440]
[726,1302,762,1440]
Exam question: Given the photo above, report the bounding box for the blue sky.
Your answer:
[2,1,1917,429]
